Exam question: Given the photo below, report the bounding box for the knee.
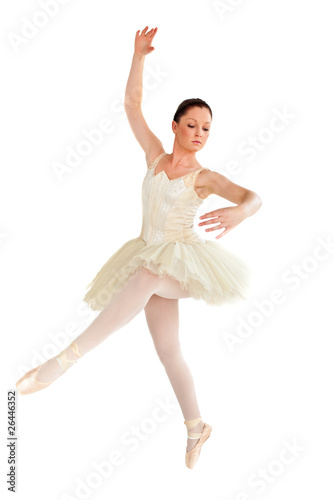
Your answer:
[155,343,182,366]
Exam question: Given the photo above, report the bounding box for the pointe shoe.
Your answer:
[15,341,82,395]
[184,416,212,469]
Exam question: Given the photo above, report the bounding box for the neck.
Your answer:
[169,143,199,168]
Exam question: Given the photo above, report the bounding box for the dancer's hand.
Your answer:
[135,26,158,56]
[198,206,246,239]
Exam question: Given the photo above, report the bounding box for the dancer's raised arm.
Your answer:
[124,26,164,166]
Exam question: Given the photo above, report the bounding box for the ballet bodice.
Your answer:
[139,152,209,245]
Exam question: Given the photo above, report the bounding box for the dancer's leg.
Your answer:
[37,268,191,383]
[144,294,203,451]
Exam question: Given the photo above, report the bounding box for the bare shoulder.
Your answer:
[194,167,225,199]
[193,167,213,199]
[196,167,229,185]
[196,166,213,184]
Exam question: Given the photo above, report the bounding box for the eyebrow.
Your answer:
[186,118,211,124]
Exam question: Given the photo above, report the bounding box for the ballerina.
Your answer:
[15,25,262,469]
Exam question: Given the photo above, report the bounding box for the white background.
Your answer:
[1,0,332,499]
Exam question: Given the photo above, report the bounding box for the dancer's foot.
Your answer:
[186,419,204,451]
[37,345,80,383]
[15,341,82,395]
[184,416,212,469]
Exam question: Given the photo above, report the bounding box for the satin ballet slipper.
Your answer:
[15,341,82,395]
[184,416,212,469]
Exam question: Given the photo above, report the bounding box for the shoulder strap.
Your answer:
[148,152,168,170]
[192,167,210,184]
[183,167,210,188]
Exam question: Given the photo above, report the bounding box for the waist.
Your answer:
[139,224,203,245]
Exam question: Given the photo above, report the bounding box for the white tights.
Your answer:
[38,268,203,422]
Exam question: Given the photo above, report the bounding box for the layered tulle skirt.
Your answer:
[83,236,252,312]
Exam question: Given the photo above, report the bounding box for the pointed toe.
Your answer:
[15,341,83,396]
[184,420,212,469]
[15,364,52,395]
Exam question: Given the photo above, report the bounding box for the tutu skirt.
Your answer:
[83,236,252,312]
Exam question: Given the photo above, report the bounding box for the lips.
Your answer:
[192,141,201,144]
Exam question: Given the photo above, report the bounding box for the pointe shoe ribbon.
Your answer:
[15,341,82,396]
[184,416,212,469]
[55,340,82,371]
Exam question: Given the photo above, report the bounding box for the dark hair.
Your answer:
[173,98,213,124]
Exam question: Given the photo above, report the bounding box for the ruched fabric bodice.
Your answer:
[139,152,207,244]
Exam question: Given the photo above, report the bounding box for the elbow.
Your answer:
[252,192,262,213]
[242,191,262,217]
[255,193,262,207]
[257,194,263,209]
[124,95,142,111]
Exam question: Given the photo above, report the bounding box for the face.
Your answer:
[172,106,212,151]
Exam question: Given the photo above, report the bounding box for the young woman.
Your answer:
[15,26,262,469]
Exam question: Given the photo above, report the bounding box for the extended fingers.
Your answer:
[136,26,148,37]
[137,26,157,37]
[199,212,218,219]
[146,27,157,37]
[204,224,225,232]
[216,227,231,239]
[198,216,219,226]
